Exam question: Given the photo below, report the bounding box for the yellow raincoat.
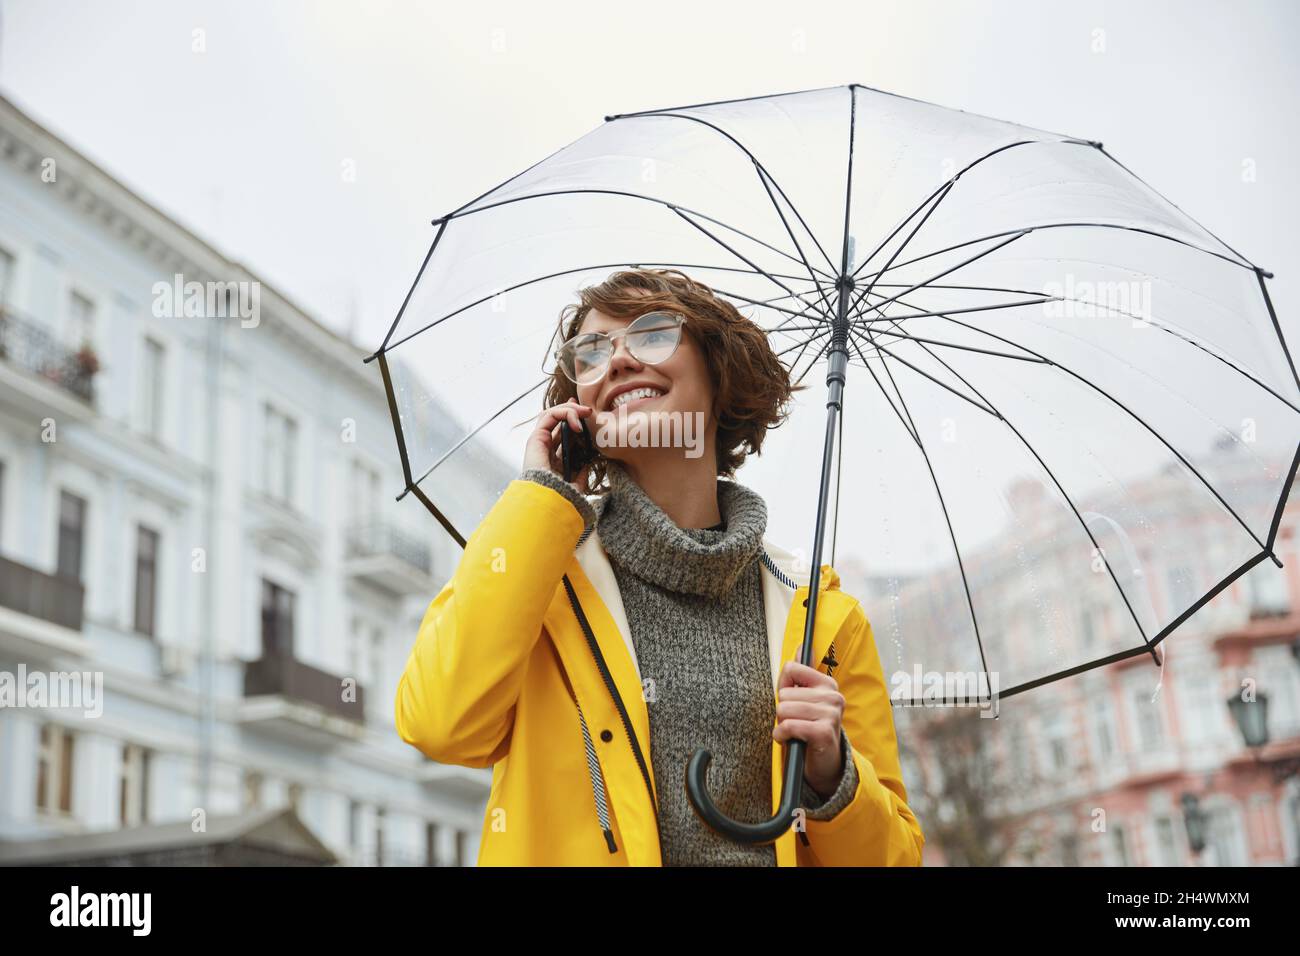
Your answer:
[395,477,925,866]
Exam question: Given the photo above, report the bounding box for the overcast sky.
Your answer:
[3,0,1296,353]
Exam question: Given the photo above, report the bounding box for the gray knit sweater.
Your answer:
[523,461,858,865]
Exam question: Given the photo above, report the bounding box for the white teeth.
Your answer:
[610,387,663,409]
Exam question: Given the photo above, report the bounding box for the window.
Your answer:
[1133,689,1166,752]
[369,627,385,703]
[134,525,159,636]
[260,579,295,657]
[139,337,165,440]
[1041,709,1069,774]
[263,404,298,504]
[1079,604,1098,651]
[1059,833,1080,867]
[1165,566,1196,617]
[1007,722,1029,782]
[36,723,75,815]
[68,290,94,348]
[1154,816,1178,866]
[349,618,385,695]
[349,459,381,527]
[425,821,439,867]
[0,246,13,310]
[454,830,467,867]
[1091,694,1115,764]
[348,800,361,850]
[1247,564,1290,618]
[119,743,151,827]
[287,782,303,812]
[1180,672,1218,746]
[56,491,86,580]
[1111,823,1130,866]
[243,771,263,810]
[1204,803,1247,866]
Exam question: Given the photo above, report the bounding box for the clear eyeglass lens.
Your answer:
[560,312,682,384]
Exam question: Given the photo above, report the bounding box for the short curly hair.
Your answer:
[541,268,804,492]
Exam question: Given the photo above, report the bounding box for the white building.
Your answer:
[0,91,489,865]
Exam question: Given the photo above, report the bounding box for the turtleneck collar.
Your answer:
[592,459,768,600]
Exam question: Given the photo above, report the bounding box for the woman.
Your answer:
[395,268,924,867]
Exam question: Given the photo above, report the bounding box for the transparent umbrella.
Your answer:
[368,83,1300,842]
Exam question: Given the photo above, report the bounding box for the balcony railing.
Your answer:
[244,653,366,723]
[0,308,97,404]
[346,520,432,575]
[0,555,84,631]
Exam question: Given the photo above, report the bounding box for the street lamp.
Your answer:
[1227,689,1270,748]
[1180,792,1207,856]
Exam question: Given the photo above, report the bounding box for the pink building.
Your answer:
[841,447,1300,866]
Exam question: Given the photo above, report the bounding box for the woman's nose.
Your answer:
[607,334,641,374]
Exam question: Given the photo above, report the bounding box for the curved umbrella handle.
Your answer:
[686,737,808,845]
[684,299,854,846]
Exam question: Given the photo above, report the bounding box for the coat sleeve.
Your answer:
[394,478,586,767]
[798,600,925,866]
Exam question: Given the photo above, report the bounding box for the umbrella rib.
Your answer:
[404,378,548,494]
[860,281,1300,416]
[776,330,831,359]
[751,160,838,314]
[850,139,1060,281]
[792,332,836,386]
[871,342,1002,419]
[710,286,833,323]
[844,327,921,448]
[852,221,1260,294]
[872,319,1157,649]
[670,206,830,317]
[377,218,448,355]
[438,186,834,278]
[750,297,833,350]
[858,325,992,681]
[854,297,1056,325]
[863,288,1280,558]
[382,259,819,354]
[847,230,1030,320]
[605,110,841,277]
[850,181,956,318]
[868,326,1049,363]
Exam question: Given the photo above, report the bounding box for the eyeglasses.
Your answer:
[552,311,686,386]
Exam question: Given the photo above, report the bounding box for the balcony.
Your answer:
[0,555,90,660]
[238,653,367,747]
[344,520,435,597]
[0,308,97,416]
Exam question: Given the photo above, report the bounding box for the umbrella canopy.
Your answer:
[369,82,1300,705]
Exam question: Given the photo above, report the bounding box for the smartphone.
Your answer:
[559,419,597,483]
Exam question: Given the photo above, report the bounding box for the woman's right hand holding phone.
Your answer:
[523,398,595,489]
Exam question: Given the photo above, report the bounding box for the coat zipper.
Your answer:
[573,690,619,853]
[562,573,663,854]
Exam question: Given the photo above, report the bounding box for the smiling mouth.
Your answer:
[608,386,666,412]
